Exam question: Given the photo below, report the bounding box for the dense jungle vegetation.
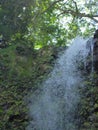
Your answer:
[0,0,98,129]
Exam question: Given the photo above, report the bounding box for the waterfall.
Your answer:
[27,37,94,130]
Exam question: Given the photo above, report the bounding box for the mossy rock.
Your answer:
[0,43,61,129]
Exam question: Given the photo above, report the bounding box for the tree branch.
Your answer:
[57,7,98,23]
[46,0,98,23]
[71,0,79,12]
[42,0,63,14]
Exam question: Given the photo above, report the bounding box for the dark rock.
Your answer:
[8,113,28,122]
[15,45,33,56]
[0,39,8,48]
[94,29,98,39]
[85,30,98,73]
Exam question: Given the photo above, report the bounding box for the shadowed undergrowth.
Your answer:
[0,43,59,130]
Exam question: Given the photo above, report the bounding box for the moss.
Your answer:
[0,44,58,129]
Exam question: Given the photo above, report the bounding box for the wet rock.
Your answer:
[94,29,98,39]
[93,30,98,70]
[85,30,98,73]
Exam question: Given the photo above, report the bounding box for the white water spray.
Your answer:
[27,37,94,130]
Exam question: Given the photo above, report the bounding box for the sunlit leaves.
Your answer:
[0,0,98,48]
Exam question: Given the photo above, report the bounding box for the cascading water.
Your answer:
[27,37,94,130]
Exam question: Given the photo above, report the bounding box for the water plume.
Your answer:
[27,37,94,130]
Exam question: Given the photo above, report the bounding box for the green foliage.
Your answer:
[0,0,33,42]
[0,0,98,48]
[76,71,98,129]
[0,42,57,129]
[27,0,98,48]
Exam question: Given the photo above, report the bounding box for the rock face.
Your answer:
[94,29,98,39]
[78,30,98,130]
[85,30,98,74]
[93,30,98,73]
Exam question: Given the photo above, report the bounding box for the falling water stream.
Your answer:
[27,37,94,130]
